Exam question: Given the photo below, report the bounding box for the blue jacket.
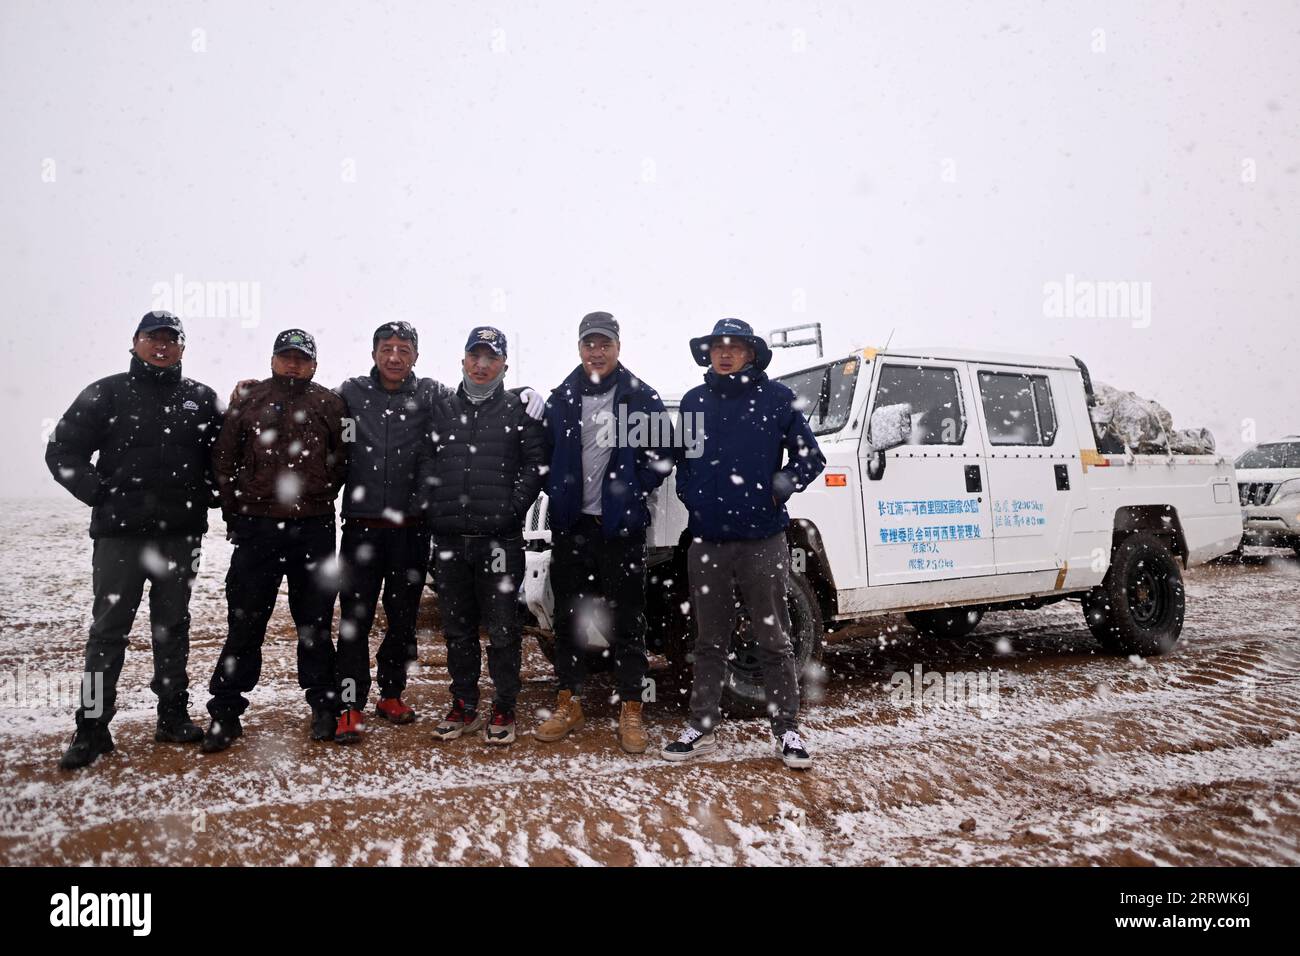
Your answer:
[676,367,826,542]
[544,364,674,539]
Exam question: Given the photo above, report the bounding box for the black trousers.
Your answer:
[431,533,525,712]
[207,515,339,721]
[550,516,648,702]
[336,521,431,707]
[78,534,201,725]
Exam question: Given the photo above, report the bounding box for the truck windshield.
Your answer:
[777,357,861,435]
[1236,443,1300,468]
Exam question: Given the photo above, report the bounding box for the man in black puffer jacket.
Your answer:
[330,321,546,744]
[45,311,222,770]
[423,326,546,747]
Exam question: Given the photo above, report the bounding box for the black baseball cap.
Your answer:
[464,325,507,356]
[373,321,419,351]
[273,329,317,359]
[136,310,184,339]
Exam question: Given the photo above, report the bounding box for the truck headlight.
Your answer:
[1272,478,1300,504]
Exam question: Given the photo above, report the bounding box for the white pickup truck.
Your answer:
[520,347,1243,715]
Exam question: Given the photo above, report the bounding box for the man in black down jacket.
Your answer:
[423,326,546,746]
[45,311,222,770]
[331,322,546,744]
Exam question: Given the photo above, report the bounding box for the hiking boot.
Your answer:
[431,699,484,741]
[58,719,114,770]
[534,690,583,742]
[376,697,416,724]
[776,730,812,770]
[662,725,716,762]
[200,717,243,754]
[334,708,365,745]
[484,704,516,746]
[155,694,204,744]
[618,700,648,754]
[310,707,337,742]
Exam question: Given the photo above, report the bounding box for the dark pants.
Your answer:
[336,521,431,707]
[687,532,800,736]
[78,534,201,725]
[550,516,648,702]
[207,515,339,721]
[431,533,525,712]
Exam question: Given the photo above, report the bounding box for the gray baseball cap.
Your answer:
[578,311,619,342]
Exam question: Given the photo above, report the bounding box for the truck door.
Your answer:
[969,364,1083,576]
[858,359,996,586]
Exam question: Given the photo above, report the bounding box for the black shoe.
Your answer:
[310,707,337,741]
[776,730,812,770]
[200,717,243,754]
[661,725,717,762]
[59,720,114,770]
[156,696,204,744]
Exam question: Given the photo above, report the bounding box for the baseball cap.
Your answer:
[578,311,619,343]
[464,325,507,356]
[272,329,317,359]
[136,310,184,339]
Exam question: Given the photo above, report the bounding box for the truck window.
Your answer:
[978,371,1058,446]
[777,357,860,435]
[1235,442,1300,469]
[873,364,966,445]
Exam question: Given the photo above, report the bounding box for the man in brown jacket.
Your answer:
[201,329,349,752]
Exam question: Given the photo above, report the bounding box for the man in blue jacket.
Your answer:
[536,312,675,754]
[662,318,825,769]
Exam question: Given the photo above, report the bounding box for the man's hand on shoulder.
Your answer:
[229,379,259,406]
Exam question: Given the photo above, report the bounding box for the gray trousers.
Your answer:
[80,534,200,725]
[687,532,800,736]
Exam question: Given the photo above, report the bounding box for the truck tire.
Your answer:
[905,607,984,638]
[1082,531,1185,655]
[718,571,825,719]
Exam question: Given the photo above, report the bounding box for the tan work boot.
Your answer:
[619,701,648,754]
[535,690,584,742]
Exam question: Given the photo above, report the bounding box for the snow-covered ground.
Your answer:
[1,497,1297,866]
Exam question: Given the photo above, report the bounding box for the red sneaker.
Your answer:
[376,697,416,725]
[334,708,365,745]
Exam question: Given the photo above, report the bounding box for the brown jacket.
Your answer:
[212,375,349,519]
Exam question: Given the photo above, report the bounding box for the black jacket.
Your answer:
[46,355,223,538]
[420,382,546,536]
[337,369,452,521]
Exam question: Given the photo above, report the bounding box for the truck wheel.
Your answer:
[1082,531,1185,655]
[905,607,984,638]
[718,571,824,719]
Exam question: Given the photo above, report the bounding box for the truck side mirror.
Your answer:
[866,403,912,481]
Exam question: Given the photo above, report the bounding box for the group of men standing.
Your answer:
[45,308,825,772]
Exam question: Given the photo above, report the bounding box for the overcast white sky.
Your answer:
[2,0,1297,497]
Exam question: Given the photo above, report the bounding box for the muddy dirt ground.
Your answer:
[1,500,1297,865]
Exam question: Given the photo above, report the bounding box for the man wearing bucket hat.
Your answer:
[201,329,350,752]
[535,311,676,754]
[662,318,825,769]
[45,310,223,769]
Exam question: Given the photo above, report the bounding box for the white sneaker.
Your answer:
[661,725,717,762]
[776,730,812,769]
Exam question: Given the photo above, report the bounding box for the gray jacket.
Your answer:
[337,368,452,521]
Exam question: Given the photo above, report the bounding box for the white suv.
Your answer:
[1236,436,1300,556]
